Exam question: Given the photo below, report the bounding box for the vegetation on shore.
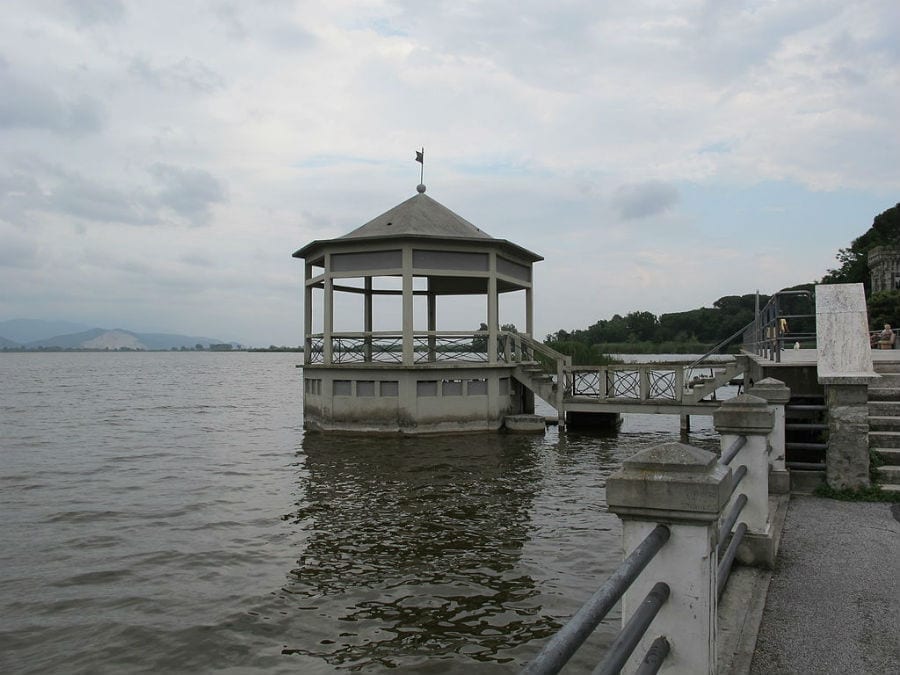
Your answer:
[544,203,900,359]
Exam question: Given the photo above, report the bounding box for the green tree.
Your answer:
[822,203,900,291]
[867,291,900,330]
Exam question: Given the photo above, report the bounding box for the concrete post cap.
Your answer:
[749,377,791,405]
[607,442,732,522]
[713,393,774,435]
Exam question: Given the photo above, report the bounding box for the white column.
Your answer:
[607,442,731,675]
[487,253,498,363]
[714,394,776,566]
[402,247,414,366]
[364,276,373,362]
[323,254,333,365]
[749,378,791,494]
[525,286,534,338]
[304,262,313,364]
[427,280,436,363]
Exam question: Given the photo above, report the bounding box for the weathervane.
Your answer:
[415,147,426,193]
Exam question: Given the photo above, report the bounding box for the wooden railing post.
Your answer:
[607,442,731,674]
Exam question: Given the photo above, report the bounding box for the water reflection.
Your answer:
[279,433,557,669]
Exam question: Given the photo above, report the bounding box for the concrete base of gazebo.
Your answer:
[302,364,532,434]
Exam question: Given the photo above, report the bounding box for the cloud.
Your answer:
[150,164,227,226]
[611,181,680,220]
[63,0,125,26]
[128,56,224,93]
[0,223,38,268]
[0,60,104,135]
[1,161,226,228]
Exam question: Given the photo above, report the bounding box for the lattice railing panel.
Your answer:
[307,336,324,364]
[648,370,677,400]
[572,370,603,396]
[412,334,489,363]
[608,370,640,398]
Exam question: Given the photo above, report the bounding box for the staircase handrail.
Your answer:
[743,289,814,363]
[683,320,754,376]
[511,332,571,365]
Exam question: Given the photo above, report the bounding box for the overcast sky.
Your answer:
[1,1,898,346]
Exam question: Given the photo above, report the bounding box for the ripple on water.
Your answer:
[1,352,725,674]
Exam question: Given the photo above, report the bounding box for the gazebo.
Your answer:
[293,185,544,433]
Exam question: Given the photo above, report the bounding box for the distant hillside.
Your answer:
[24,328,227,350]
[0,319,232,350]
[0,318,93,344]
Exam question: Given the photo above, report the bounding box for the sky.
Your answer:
[1,1,898,346]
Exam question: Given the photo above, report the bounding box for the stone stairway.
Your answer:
[513,361,557,407]
[867,363,900,494]
[681,360,745,404]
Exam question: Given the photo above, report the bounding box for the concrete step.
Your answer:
[874,363,900,374]
[876,465,900,484]
[867,388,900,402]
[868,416,900,432]
[868,401,900,416]
[872,447,900,466]
[869,430,900,448]
[880,484,900,494]
[872,371,900,385]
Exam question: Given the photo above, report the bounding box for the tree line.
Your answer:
[544,202,900,361]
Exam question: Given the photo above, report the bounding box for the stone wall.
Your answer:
[867,245,900,293]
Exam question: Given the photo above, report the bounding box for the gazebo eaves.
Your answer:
[293,233,542,263]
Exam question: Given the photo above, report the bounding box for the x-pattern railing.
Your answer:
[412,334,489,363]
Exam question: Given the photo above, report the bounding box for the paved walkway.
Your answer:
[750,496,900,674]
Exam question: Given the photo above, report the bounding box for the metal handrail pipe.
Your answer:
[721,435,747,466]
[522,524,670,675]
[717,522,747,598]
[786,461,826,470]
[634,636,670,675]
[785,442,828,451]
[685,320,755,373]
[729,465,748,497]
[592,582,671,675]
[717,494,748,555]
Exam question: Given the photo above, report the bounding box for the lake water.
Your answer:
[0,352,728,674]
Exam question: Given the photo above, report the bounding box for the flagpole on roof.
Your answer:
[415,148,425,192]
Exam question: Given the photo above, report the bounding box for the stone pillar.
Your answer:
[714,394,774,567]
[825,384,870,489]
[487,253,498,363]
[607,442,731,675]
[323,254,333,365]
[304,262,313,364]
[525,287,534,337]
[401,247,413,366]
[364,276,373,362]
[426,282,436,363]
[749,378,791,494]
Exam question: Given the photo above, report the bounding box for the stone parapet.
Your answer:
[713,394,774,436]
[608,441,731,674]
[607,442,732,523]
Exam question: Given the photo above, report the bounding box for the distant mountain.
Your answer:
[0,319,93,344]
[0,335,21,348]
[24,328,228,350]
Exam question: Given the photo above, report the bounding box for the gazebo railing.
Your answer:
[306,331,508,365]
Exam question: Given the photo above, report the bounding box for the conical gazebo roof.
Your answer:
[293,191,542,262]
[341,193,493,240]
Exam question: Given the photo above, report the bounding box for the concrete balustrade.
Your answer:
[748,378,791,494]
[607,442,731,675]
[714,394,776,567]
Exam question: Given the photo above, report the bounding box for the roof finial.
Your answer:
[415,147,426,193]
